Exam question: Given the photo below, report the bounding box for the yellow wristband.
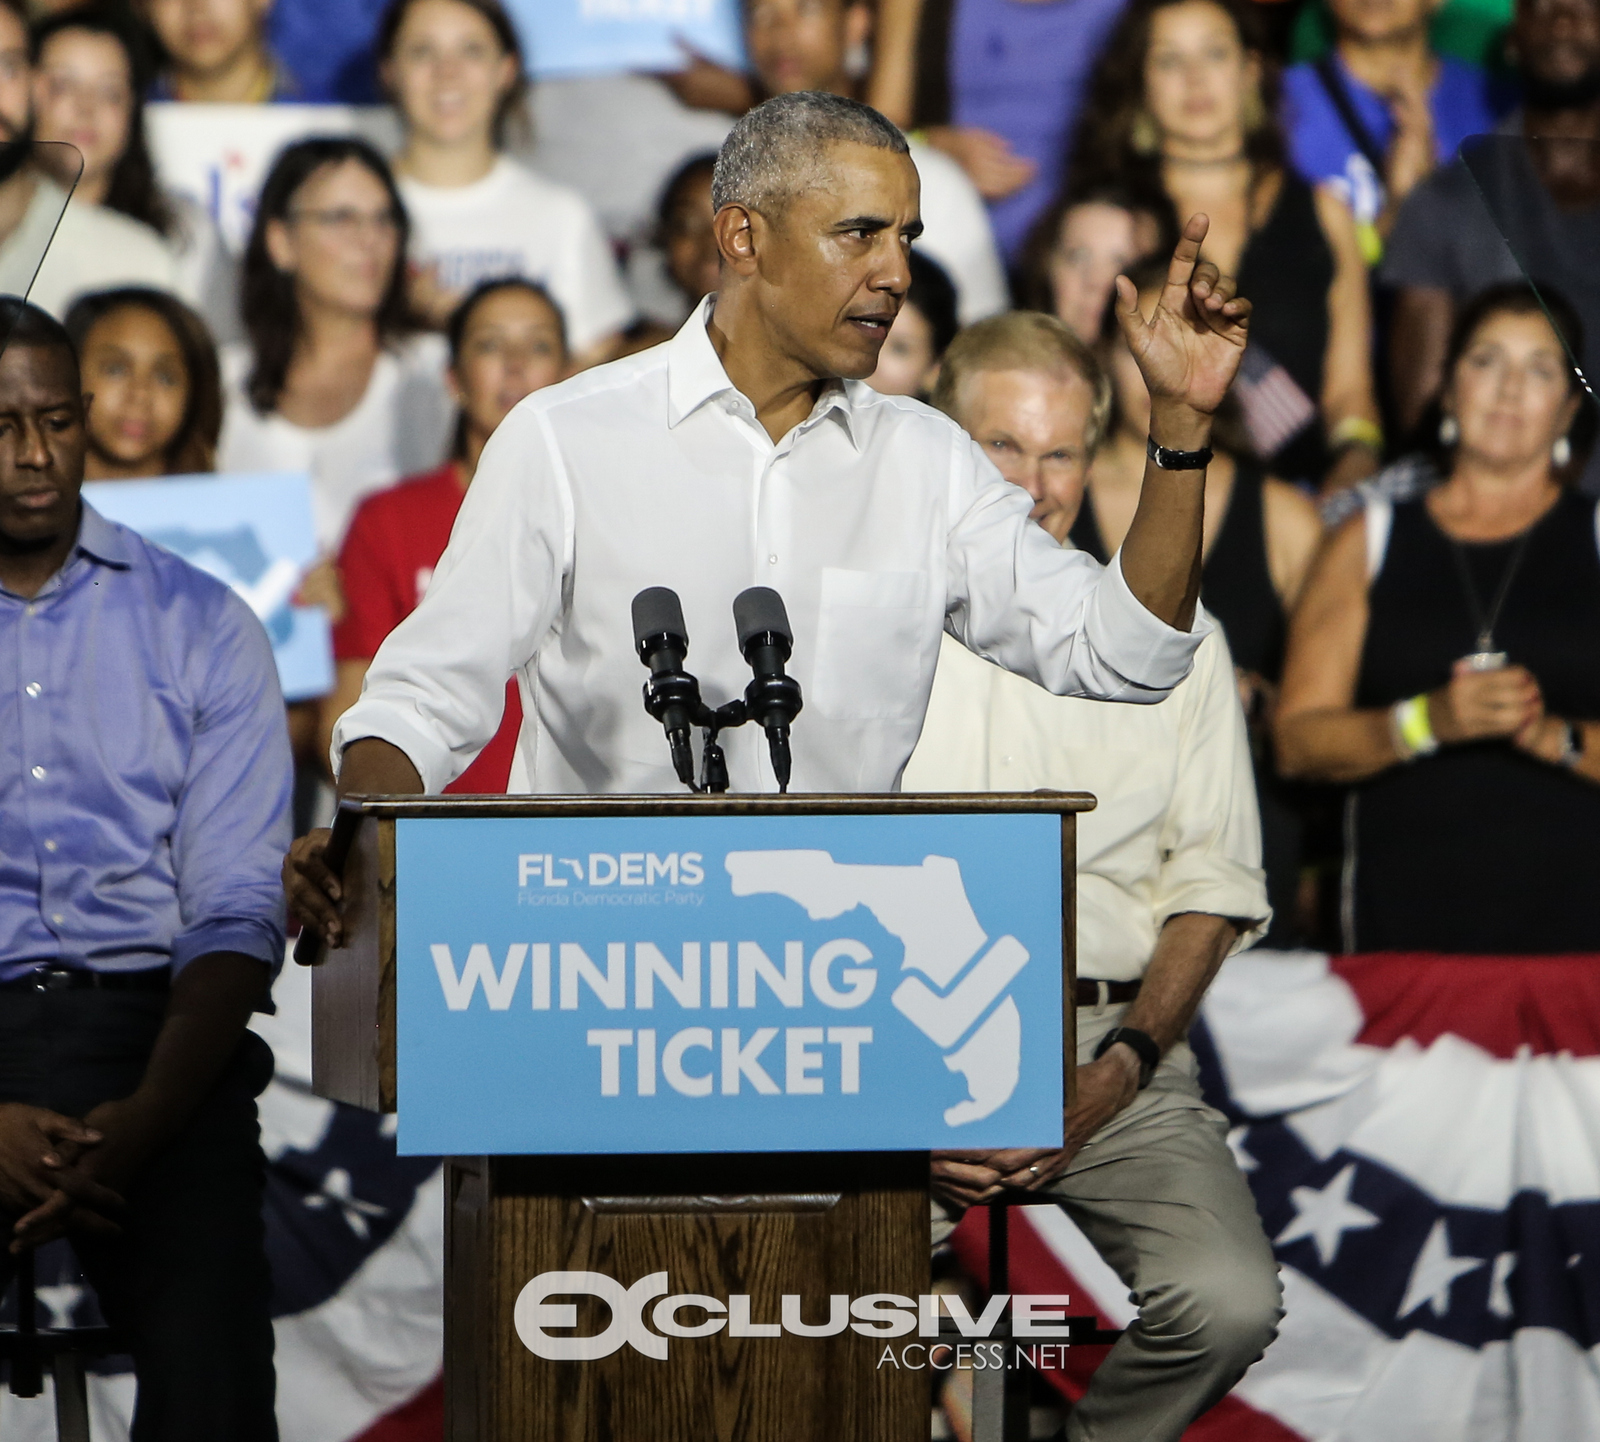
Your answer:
[1330,416,1385,454]
[1391,695,1438,759]
[1355,221,1384,268]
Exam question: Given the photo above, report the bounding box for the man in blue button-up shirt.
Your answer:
[0,300,290,1440]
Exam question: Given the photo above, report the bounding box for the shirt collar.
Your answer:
[75,501,137,570]
[665,297,861,450]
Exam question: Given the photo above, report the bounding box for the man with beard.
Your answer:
[1384,0,1600,491]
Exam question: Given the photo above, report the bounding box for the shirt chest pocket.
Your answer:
[810,568,931,721]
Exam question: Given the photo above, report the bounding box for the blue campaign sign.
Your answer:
[394,813,1064,1155]
[83,473,333,702]
[508,0,745,80]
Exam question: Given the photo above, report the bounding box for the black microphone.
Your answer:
[632,587,701,788]
[733,586,803,793]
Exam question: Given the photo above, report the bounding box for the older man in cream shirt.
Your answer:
[904,312,1281,1442]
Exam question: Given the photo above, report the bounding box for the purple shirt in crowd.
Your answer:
[949,0,1129,262]
[0,505,292,982]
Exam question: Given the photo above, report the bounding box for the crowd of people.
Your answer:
[0,0,1585,946]
[3,0,1600,1436]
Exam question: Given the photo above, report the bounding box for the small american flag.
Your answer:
[1233,344,1317,459]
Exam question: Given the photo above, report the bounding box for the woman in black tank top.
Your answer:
[1277,285,1600,954]
[1063,0,1382,490]
[1089,265,1324,941]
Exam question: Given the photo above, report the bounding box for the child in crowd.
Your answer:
[65,285,222,477]
[142,0,298,102]
[64,278,339,790]
[320,278,569,791]
[379,0,632,366]
[865,250,958,399]
[657,151,719,317]
[32,4,234,335]
[1018,183,1178,343]
[619,150,719,350]
[217,136,453,550]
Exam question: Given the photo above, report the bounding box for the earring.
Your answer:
[1438,414,1460,446]
[1554,435,1573,468]
[1130,110,1160,155]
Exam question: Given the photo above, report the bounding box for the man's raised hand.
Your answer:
[1116,213,1251,423]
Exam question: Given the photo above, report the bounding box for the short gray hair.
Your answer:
[711,91,909,216]
[934,312,1115,457]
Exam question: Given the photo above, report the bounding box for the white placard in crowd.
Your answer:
[507,0,745,79]
[145,104,403,256]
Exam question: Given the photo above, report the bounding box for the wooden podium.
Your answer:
[308,793,1088,1442]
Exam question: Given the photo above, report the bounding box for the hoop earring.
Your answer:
[1553,435,1573,469]
[1438,414,1460,446]
[1130,110,1160,155]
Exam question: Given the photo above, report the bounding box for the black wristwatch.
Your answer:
[1094,1026,1160,1089]
[1147,435,1214,472]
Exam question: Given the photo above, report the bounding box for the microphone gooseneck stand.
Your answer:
[632,586,804,794]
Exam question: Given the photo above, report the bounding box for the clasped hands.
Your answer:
[930,1045,1143,1211]
[0,1098,155,1253]
[1431,657,1574,764]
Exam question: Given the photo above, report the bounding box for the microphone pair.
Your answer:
[631,586,803,793]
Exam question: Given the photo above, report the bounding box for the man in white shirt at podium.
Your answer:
[904,313,1280,1440]
[285,91,1253,952]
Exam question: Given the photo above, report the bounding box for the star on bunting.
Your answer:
[1275,1162,1379,1267]
[1488,1252,1517,1318]
[1399,1218,1483,1320]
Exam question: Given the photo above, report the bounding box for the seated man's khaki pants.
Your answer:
[934,1002,1283,1442]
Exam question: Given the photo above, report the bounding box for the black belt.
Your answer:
[1075,978,1142,1006]
[1,965,171,993]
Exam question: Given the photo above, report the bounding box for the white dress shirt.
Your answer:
[903,626,1268,980]
[333,302,1208,796]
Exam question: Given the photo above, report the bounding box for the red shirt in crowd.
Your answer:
[334,463,522,793]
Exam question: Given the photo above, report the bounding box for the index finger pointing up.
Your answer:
[1162,212,1212,302]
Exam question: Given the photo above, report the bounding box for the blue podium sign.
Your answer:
[394,813,1063,1155]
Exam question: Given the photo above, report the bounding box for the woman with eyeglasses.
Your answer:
[217,136,452,551]
[22,4,222,321]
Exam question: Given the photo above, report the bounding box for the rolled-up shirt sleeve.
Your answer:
[331,405,571,792]
[1151,625,1270,948]
[169,591,293,980]
[942,436,1209,702]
